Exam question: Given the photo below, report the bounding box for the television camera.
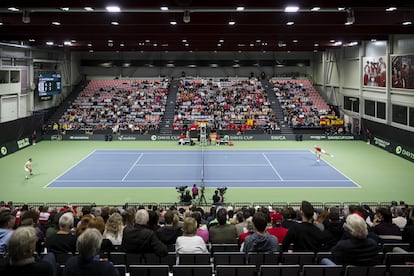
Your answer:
[176,186,188,192]
[217,187,227,196]
[176,186,190,203]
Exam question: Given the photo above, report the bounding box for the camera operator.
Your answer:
[181,190,192,205]
[212,190,222,205]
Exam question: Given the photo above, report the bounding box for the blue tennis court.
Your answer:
[45,150,359,188]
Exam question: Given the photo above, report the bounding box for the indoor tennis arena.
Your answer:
[0,1,414,276]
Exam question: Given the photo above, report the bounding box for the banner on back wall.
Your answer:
[44,133,356,142]
[0,137,31,159]
[372,135,414,163]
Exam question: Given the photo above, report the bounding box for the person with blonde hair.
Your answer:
[324,214,380,266]
[175,217,208,254]
[103,213,124,247]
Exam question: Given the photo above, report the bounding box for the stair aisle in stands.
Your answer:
[159,79,180,135]
[260,79,293,135]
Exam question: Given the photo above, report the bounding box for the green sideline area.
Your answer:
[1,140,413,206]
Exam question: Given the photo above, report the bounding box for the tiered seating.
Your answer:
[173,78,276,132]
[102,250,413,276]
[59,79,169,132]
[272,79,332,128]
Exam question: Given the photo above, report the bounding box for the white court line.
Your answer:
[43,150,97,188]
[307,149,361,188]
[121,153,144,181]
[262,153,284,181]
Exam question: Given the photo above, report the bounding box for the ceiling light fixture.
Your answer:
[228,20,236,25]
[285,6,299,13]
[106,6,121,12]
[160,6,169,11]
[286,21,294,25]
[402,21,413,26]
[60,7,70,11]
[84,7,94,11]
[236,7,245,11]
[111,21,119,25]
[386,7,397,12]
[311,7,320,11]
[170,20,177,25]
[52,21,61,26]
[8,7,20,12]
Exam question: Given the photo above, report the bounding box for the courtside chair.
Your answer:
[389,265,414,276]
[213,252,246,267]
[315,252,333,264]
[172,265,213,276]
[246,252,280,269]
[344,265,387,276]
[215,265,256,276]
[142,252,176,270]
[114,264,127,276]
[210,243,240,253]
[382,243,411,253]
[125,253,143,266]
[178,253,211,265]
[109,252,127,266]
[128,264,169,276]
[384,252,414,268]
[281,252,315,266]
[302,265,343,276]
[260,265,301,276]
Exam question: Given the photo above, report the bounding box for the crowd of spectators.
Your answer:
[0,200,413,275]
[57,79,169,134]
[173,78,279,133]
[272,79,334,128]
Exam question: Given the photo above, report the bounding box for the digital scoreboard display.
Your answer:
[38,73,62,96]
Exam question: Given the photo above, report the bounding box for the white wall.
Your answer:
[0,95,18,122]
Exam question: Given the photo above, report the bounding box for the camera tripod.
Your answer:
[198,186,207,205]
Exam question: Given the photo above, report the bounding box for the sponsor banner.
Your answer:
[17,137,31,149]
[44,133,355,141]
[0,145,8,157]
[308,135,355,140]
[372,136,393,152]
[394,144,414,163]
[372,135,414,163]
[0,136,30,159]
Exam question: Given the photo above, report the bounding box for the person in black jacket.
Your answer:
[156,210,182,247]
[326,213,380,266]
[121,209,168,256]
[282,201,326,252]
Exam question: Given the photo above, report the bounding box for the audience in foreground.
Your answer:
[0,226,55,276]
[322,213,380,266]
[241,211,279,253]
[63,228,119,276]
